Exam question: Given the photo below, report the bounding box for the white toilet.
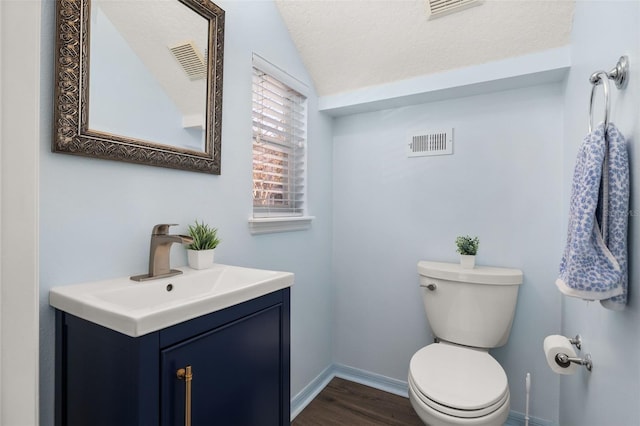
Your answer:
[409,261,523,426]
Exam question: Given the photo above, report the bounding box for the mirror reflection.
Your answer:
[89,0,208,152]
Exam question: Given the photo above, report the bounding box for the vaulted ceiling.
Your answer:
[275,0,575,96]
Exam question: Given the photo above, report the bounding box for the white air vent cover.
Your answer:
[408,129,453,157]
[168,40,206,81]
[426,0,482,19]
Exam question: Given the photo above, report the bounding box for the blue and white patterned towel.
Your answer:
[556,123,629,310]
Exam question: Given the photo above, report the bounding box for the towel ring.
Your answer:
[589,71,610,133]
[588,56,629,133]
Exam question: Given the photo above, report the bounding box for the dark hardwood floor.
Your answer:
[292,377,423,425]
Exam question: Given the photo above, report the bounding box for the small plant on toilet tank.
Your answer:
[455,235,479,269]
[187,220,221,269]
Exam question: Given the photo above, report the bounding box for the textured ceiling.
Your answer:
[275,0,575,96]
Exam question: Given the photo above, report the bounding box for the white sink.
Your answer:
[49,264,294,337]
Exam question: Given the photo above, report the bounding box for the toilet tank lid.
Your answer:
[418,261,523,285]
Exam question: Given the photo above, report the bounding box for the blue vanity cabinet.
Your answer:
[55,288,290,426]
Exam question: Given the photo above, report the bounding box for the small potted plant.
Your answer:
[455,235,479,269]
[186,220,220,270]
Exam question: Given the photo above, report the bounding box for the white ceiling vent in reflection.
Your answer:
[168,41,207,81]
[426,0,482,19]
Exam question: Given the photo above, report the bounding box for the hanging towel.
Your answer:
[556,123,629,310]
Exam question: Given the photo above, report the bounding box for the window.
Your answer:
[250,55,312,234]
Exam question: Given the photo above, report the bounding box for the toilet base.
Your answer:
[408,380,510,426]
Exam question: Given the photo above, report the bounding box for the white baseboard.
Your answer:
[290,365,335,420]
[290,363,407,421]
[332,363,409,398]
[291,363,555,426]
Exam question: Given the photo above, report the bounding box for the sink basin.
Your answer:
[49,264,294,337]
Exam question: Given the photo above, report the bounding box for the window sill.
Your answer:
[248,216,314,235]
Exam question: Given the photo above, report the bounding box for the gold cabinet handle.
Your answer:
[176,366,193,426]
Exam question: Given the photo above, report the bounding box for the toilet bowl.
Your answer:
[410,261,522,426]
[408,342,510,426]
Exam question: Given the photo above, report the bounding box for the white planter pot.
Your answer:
[187,249,215,270]
[460,255,476,269]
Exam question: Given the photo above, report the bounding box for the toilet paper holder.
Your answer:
[555,334,592,371]
[555,352,593,372]
[568,334,582,350]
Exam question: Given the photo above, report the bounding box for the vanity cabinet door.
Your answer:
[161,304,286,426]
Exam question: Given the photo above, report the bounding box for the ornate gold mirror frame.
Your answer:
[52,0,224,174]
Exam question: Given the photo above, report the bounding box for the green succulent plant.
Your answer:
[455,235,479,256]
[187,220,220,251]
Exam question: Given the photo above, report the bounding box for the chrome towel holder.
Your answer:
[588,56,629,245]
[589,56,629,132]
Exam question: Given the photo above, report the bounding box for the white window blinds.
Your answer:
[252,64,307,218]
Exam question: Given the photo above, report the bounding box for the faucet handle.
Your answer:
[152,224,179,235]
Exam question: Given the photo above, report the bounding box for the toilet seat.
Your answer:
[409,374,509,419]
[409,343,509,418]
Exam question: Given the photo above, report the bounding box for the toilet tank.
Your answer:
[418,261,523,348]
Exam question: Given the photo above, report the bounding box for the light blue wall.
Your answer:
[560,1,640,425]
[332,83,564,422]
[39,1,333,424]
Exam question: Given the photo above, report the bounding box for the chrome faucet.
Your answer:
[131,224,194,282]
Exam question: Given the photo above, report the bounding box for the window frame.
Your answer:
[249,54,314,234]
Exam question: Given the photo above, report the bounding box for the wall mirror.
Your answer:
[53,0,224,174]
